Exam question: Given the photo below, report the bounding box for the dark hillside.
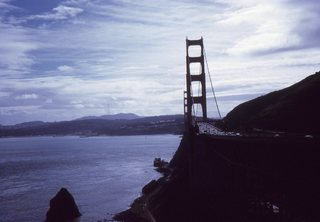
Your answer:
[224,71,320,134]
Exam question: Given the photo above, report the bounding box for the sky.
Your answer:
[0,0,320,125]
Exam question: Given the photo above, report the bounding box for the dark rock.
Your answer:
[154,166,171,175]
[45,187,81,222]
[142,180,159,195]
[113,209,148,222]
[153,158,168,168]
[153,158,171,175]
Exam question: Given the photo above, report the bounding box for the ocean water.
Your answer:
[0,135,180,222]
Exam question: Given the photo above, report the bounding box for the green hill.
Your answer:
[223,71,320,134]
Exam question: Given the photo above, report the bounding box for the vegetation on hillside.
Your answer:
[224,71,320,134]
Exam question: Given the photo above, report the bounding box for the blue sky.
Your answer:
[0,0,320,124]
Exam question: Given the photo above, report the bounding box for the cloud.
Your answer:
[290,1,320,50]
[45,98,53,104]
[15,93,38,100]
[57,65,74,72]
[28,5,83,20]
[0,0,320,124]
[0,0,17,13]
[0,74,184,124]
[0,91,10,97]
[225,0,320,56]
[0,21,39,76]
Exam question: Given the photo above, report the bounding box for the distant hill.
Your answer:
[224,71,320,134]
[13,121,46,128]
[76,113,140,120]
[0,114,184,137]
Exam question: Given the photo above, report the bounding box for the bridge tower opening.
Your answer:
[185,37,207,130]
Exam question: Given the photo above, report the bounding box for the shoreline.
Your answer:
[0,133,183,139]
[113,132,320,222]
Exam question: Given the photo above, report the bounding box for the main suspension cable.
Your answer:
[203,46,222,119]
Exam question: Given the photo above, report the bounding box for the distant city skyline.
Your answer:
[1,0,320,125]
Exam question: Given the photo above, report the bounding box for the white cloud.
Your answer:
[0,0,16,13]
[1,0,320,124]
[0,22,39,76]
[57,65,74,72]
[28,5,83,20]
[15,93,38,100]
[224,3,300,55]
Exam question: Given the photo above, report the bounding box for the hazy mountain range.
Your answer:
[75,113,140,121]
[0,114,184,137]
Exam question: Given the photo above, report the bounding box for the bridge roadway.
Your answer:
[197,121,236,136]
[196,121,318,140]
[197,121,221,134]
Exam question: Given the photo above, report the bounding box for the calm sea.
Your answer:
[0,135,180,222]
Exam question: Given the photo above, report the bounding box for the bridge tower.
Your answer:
[185,37,207,130]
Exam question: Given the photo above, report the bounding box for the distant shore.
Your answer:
[0,114,184,138]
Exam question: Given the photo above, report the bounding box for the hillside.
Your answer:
[0,115,184,137]
[223,71,320,134]
[76,113,140,120]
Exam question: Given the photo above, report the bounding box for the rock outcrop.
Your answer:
[45,188,81,222]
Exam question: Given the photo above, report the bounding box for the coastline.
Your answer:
[114,132,320,222]
[0,133,183,139]
[113,134,189,222]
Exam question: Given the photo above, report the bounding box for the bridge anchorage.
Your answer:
[184,37,222,135]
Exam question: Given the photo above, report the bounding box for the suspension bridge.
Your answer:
[182,38,320,221]
[184,37,224,135]
[183,37,317,138]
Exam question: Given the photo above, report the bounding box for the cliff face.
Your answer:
[224,71,320,134]
[115,133,320,222]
